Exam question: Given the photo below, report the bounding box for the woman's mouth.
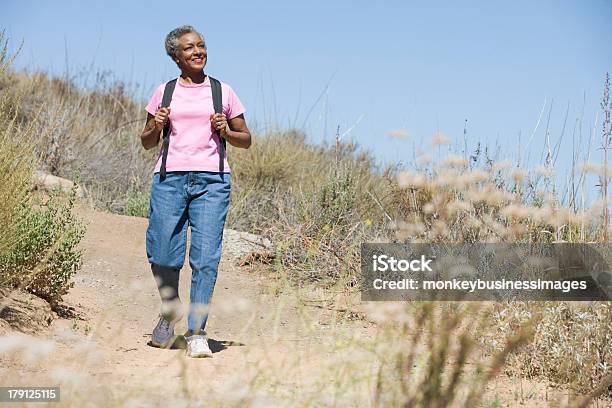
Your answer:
[192,57,204,63]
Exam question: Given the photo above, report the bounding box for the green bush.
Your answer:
[0,185,85,305]
[297,164,358,232]
[125,190,150,218]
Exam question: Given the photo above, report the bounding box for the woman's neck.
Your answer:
[179,71,207,85]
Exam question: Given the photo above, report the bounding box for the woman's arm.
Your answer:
[212,113,252,149]
[140,108,171,150]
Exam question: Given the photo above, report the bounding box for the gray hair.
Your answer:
[165,25,206,61]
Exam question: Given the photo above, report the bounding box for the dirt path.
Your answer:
[0,204,601,407]
[1,203,373,406]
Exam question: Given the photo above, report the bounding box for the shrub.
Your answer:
[0,31,85,306]
[125,190,150,218]
[0,185,86,305]
[488,301,612,397]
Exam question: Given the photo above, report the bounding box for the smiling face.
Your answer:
[174,32,207,73]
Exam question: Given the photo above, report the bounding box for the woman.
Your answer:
[140,25,251,358]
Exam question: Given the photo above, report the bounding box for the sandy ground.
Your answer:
[0,203,607,407]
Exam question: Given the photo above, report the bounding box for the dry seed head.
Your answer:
[129,279,144,290]
[503,223,529,239]
[190,303,210,319]
[159,298,183,316]
[432,170,456,188]
[582,163,599,173]
[423,202,435,214]
[470,169,490,183]
[412,222,427,235]
[72,341,104,365]
[51,367,84,384]
[492,160,512,172]
[0,334,23,354]
[432,220,450,237]
[446,199,473,215]
[431,131,452,146]
[556,207,580,225]
[511,168,528,183]
[481,213,496,226]
[159,286,176,299]
[454,174,473,189]
[455,170,488,188]
[586,199,606,220]
[217,297,251,313]
[0,334,56,364]
[387,129,410,139]
[484,190,512,207]
[397,172,427,189]
[465,216,482,229]
[432,193,449,207]
[489,220,506,236]
[536,165,555,178]
[394,221,426,240]
[467,187,490,203]
[363,303,406,324]
[443,154,469,168]
[581,163,612,177]
[500,204,531,220]
[529,207,548,223]
[416,153,433,165]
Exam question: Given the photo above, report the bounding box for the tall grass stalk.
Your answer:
[600,72,611,242]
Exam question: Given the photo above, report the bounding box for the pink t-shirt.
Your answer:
[145,76,245,173]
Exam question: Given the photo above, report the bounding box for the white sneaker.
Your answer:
[186,335,213,358]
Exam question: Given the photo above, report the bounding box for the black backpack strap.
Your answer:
[209,76,226,173]
[159,78,177,181]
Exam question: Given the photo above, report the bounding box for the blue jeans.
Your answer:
[146,171,231,334]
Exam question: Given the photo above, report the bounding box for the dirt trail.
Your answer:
[1,203,372,406]
[0,204,594,407]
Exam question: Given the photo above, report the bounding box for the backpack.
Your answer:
[158,76,225,180]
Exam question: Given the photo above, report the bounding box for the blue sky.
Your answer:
[2,0,611,203]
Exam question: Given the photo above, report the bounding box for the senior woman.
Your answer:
[140,25,251,358]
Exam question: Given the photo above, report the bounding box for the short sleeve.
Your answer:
[223,84,246,120]
[145,84,164,116]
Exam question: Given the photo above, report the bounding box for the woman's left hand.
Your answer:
[210,113,229,137]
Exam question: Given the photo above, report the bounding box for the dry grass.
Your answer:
[490,301,611,396]
[0,66,156,214]
[0,32,35,258]
[387,151,611,399]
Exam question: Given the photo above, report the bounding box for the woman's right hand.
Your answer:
[154,107,171,132]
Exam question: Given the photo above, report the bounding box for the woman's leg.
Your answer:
[185,172,231,334]
[146,172,190,314]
